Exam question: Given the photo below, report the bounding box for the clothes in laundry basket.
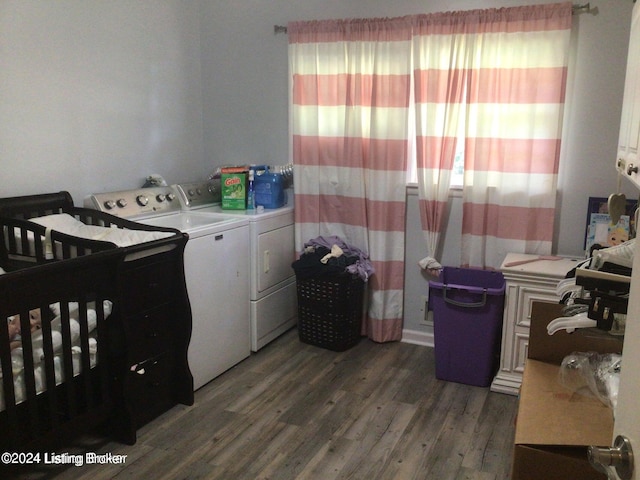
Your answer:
[292,235,374,281]
[292,245,355,279]
[292,235,371,352]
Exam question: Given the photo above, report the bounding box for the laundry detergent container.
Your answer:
[254,168,286,209]
[428,267,505,387]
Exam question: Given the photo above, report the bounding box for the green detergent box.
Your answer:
[221,167,248,210]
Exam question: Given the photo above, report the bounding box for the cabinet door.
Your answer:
[618,1,640,186]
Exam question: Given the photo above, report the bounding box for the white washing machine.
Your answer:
[85,186,250,390]
[174,181,297,351]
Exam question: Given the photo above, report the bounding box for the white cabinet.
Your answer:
[616,1,640,187]
[490,253,579,395]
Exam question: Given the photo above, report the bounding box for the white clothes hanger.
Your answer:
[547,312,597,335]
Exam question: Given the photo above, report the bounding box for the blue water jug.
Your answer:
[254,167,285,209]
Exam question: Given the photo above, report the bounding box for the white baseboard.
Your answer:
[401,328,434,348]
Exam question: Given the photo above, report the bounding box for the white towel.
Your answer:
[418,256,443,275]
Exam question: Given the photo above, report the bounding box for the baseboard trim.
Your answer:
[401,328,434,348]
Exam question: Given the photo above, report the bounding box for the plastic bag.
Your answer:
[558,352,621,415]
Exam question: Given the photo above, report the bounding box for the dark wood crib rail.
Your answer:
[0,249,123,452]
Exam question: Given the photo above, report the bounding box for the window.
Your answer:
[405,118,465,188]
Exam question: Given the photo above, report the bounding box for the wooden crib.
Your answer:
[0,191,194,453]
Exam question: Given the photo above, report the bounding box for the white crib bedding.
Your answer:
[5,213,175,259]
[1,300,113,411]
[29,213,175,246]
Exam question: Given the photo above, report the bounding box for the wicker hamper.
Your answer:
[296,273,365,351]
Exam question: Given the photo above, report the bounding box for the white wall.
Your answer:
[1,0,636,337]
[0,0,206,202]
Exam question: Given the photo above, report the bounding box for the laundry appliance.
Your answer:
[85,185,250,390]
[174,181,297,351]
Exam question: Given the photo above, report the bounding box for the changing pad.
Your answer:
[30,213,174,247]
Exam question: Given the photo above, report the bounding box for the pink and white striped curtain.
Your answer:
[413,3,572,269]
[288,19,412,342]
[288,3,572,341]
[412,15,465,268]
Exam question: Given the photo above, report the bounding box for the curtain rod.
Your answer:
[572,2,594,14]
[274,3,596,34]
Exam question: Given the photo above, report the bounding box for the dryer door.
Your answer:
[257,224,295,293]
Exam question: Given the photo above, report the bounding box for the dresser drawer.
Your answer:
[515,285,561,328]
[127,353,174,426]
[120,259,178,313]
[124,306,174,362]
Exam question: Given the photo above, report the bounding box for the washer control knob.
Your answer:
[188,189,195,197]
[136,195,149,207]
[166,193,176,201]
[116,198,128,208]
[104,200,116,210]
[196,188,202,195]
[156,194,166,202]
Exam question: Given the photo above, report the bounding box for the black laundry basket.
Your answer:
[296,273,364,351]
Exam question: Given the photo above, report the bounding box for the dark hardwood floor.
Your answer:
[11,328,517,480]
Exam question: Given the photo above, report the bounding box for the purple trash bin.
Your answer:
[428,267,505,387]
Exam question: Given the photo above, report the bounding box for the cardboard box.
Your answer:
[511,301,623,480]
[221,167,248,210]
